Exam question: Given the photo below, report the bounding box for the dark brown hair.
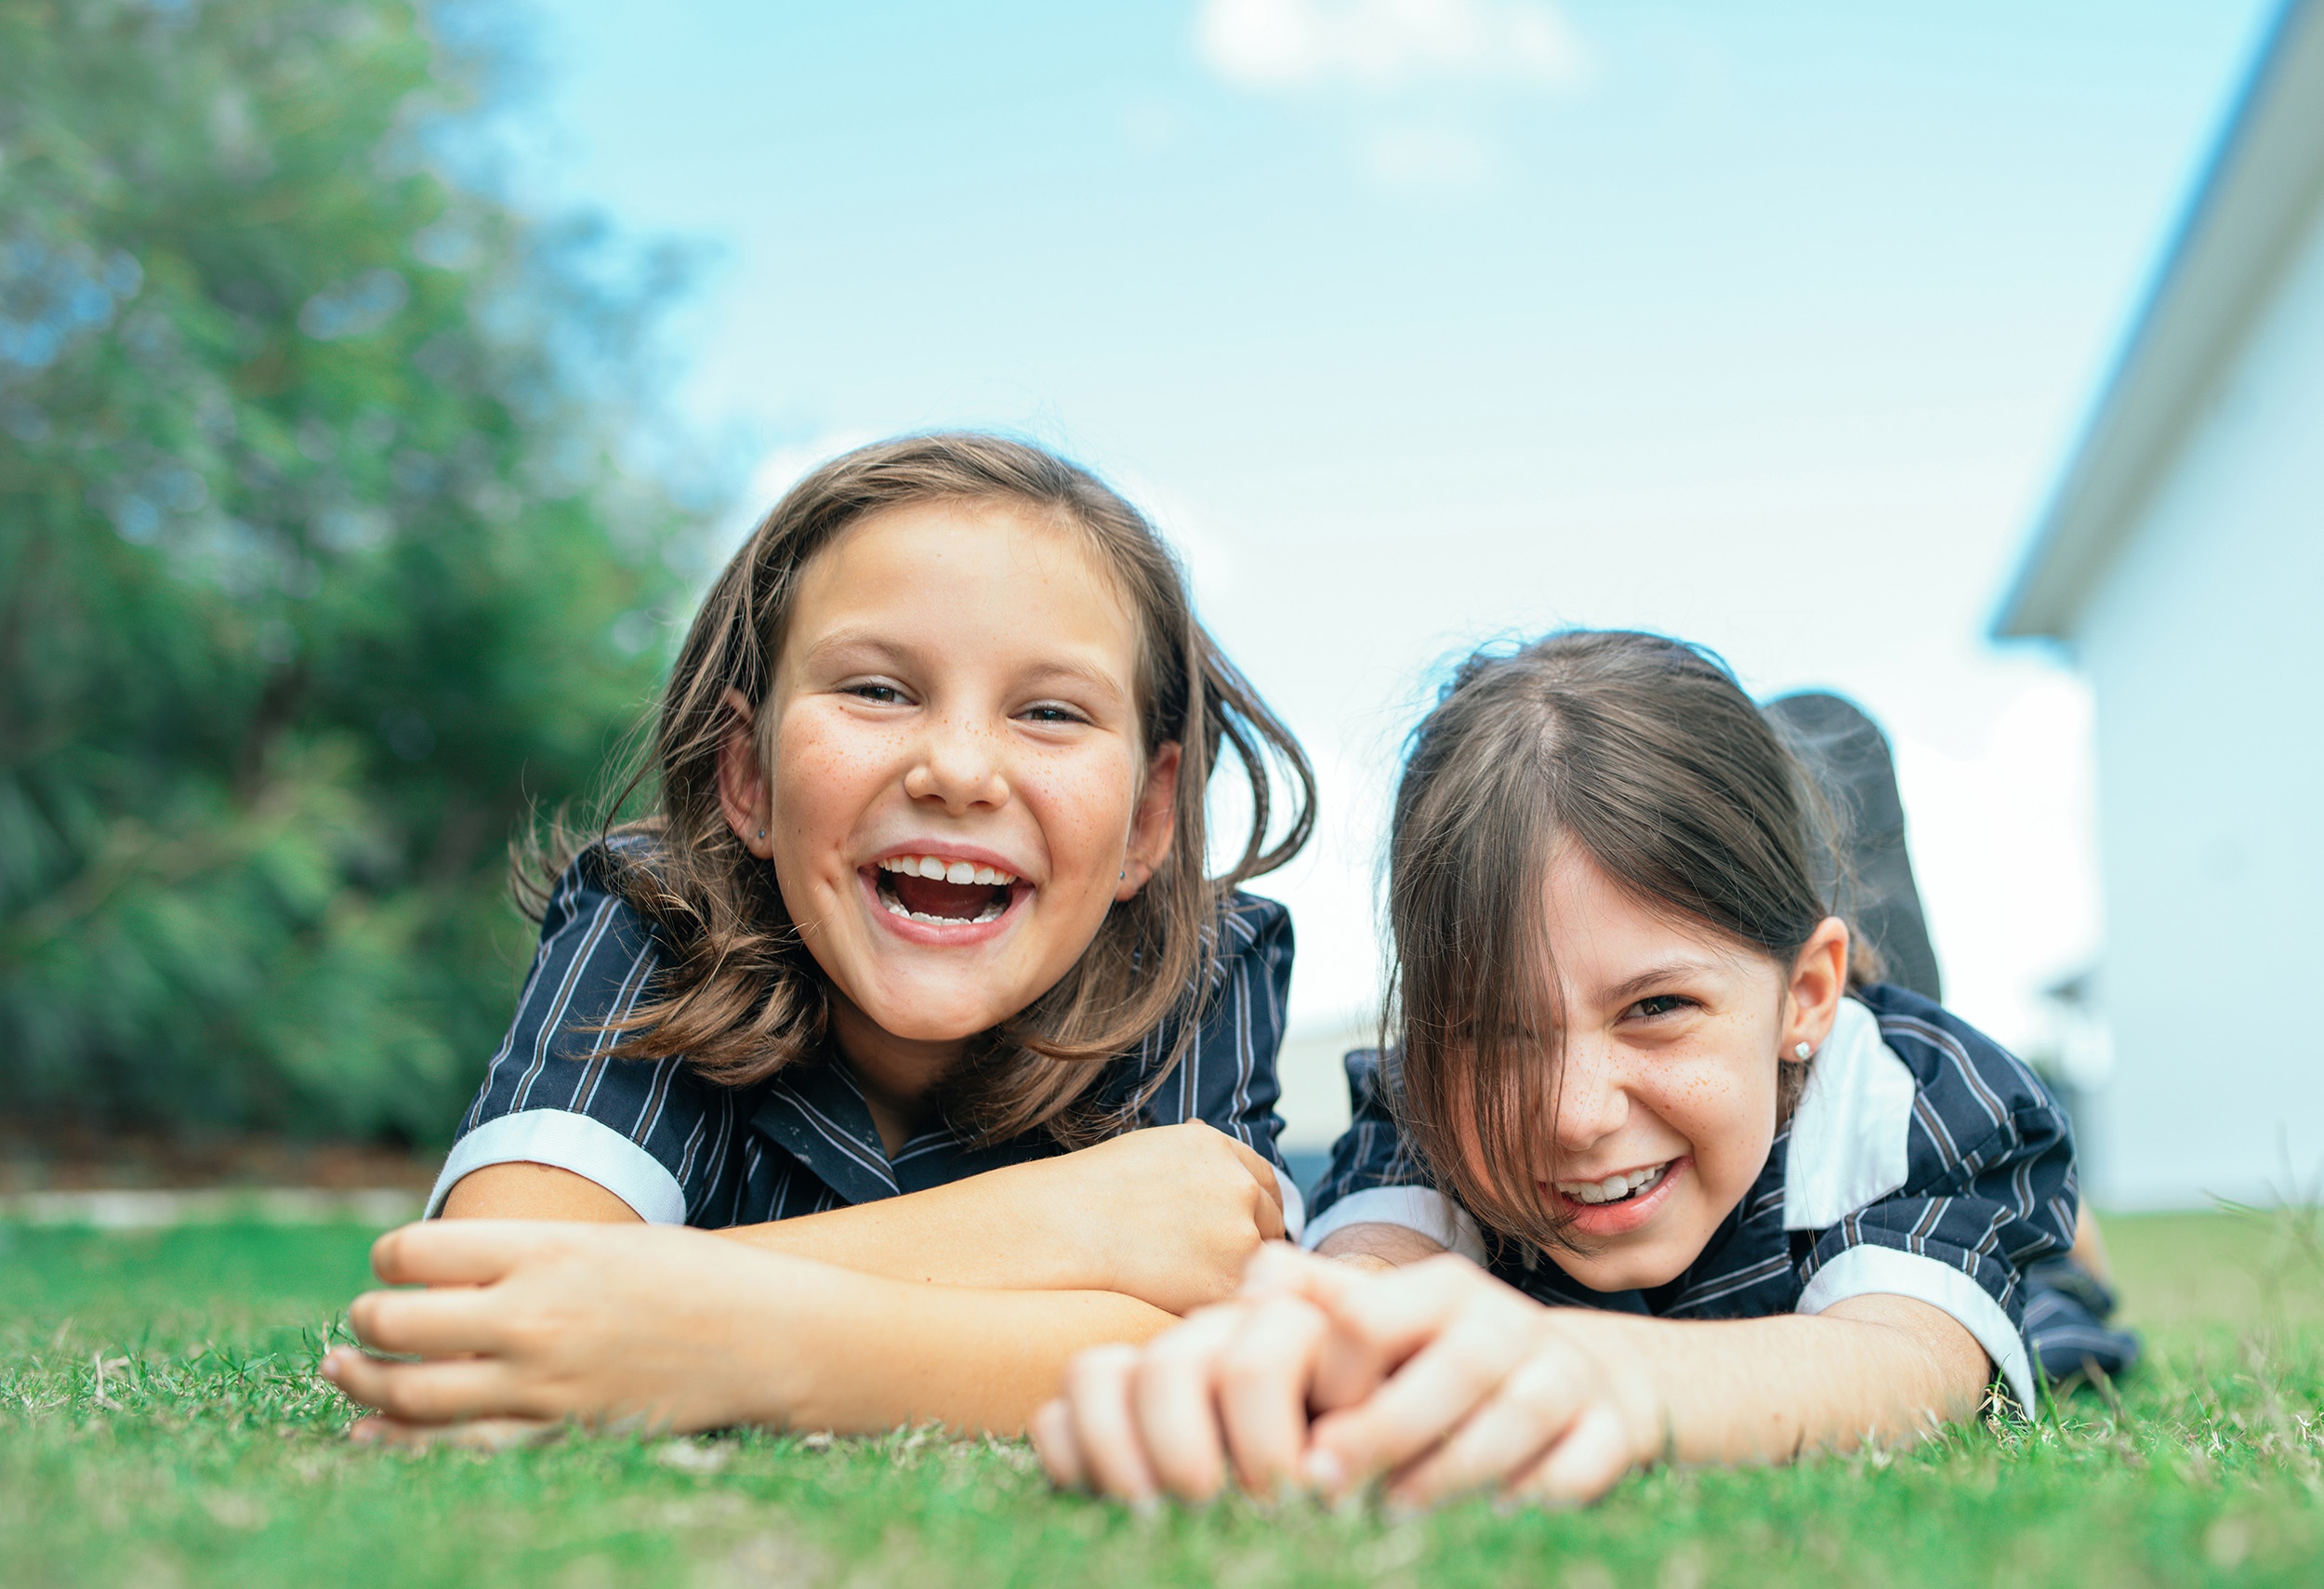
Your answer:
[526,432,1314,1145]
[1385,629,1867,1253]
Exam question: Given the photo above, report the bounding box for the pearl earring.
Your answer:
[1793,1041,1814,1061]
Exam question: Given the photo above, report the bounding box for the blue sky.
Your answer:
[483,0,2276,1058]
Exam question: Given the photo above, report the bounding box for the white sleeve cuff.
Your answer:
[1796,1243,2036,1410]
[1300,1185,1486,1263]
[426,1110,688,1225]
[1271,1163,1307,1244]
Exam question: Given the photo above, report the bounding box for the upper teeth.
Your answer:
[1556,1163,1670,1205]
[878,854,1018,887]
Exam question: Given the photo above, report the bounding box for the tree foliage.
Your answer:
[0,0,695,1141]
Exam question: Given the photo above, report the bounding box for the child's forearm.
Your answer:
[1564,1294,1990,1465]
[1313,1225,1987,1459]
[772,1271,1181,1436]
[714,1169,1097,1292]
[330,1220,1178,1440]
[442,1159,1103,1291]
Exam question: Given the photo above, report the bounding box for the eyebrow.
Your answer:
[1598,956,1729,1007]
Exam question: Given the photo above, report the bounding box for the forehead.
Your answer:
[1540,841,1771,988]
[783,497,1142,671]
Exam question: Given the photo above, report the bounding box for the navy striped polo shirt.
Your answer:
[430,845,1305,1235]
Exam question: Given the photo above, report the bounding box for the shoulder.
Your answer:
[1854,983,2067,1156]
[533,834,674,950]
[1215,890,1292,962]
[1783,987,2067,1229]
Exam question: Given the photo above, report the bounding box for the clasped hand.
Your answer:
[1032,1244,1660,1508]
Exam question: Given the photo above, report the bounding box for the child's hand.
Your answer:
[1285,1251,1657,1507]
[1029,1122,1287,1315]
[321,1220,829,1436]
[1033,1245,1660,1509]
[1028,1245,1386,1503]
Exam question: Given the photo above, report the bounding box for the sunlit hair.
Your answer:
[522,432,1314,1145]
[1385,629,1871,1254]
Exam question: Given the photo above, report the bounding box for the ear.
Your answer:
[715,687,773,859]
[1781,916,1852,1063]
[1115,740,1182,902]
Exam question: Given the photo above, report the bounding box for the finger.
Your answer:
[348,1414,563,1451]
[1384,1351,1584,1507]
[1212,1296,1328,1496]
[1239,1241,1358,1303]
[1029,1398,1087,1490]
[1305,1258,1490,1412]
[1511,1401,1636,1506]
[347,1284,506,1357]
[1129,1307,1245,1500]
[1221,1137,1287,1224]
[1302,1308,1534,1494]
[1061,1345,1163,1503]
[369,1220,563,1287]
[323,1349,526,1423]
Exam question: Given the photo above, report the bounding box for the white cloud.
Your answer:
[1197,0,1589,90]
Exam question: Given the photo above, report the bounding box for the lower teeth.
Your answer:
[882,895,1006,926]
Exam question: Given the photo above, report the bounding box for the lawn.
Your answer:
[2,1212,2318,1587]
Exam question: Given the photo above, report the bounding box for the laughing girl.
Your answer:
[323,433,1314,1437]
[1035,629,2125,1505]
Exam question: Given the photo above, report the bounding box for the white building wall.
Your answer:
[2072,204,2324,1208]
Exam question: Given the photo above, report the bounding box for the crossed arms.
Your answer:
[324,1123,1287,1440]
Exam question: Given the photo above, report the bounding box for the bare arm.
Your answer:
[1305,1226,1983,1459]
[439,1120,1286,1315]
[1037,1245,1990,1505]
[1295,1251,1988,1499]
[326,1220,1177,1438]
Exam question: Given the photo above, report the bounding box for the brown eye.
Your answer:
[1630,995,1691,1020]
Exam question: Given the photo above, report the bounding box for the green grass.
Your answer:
[2,1214,2319,1587]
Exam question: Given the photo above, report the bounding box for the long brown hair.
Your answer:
[524,433,1314,1145]
[1385,629,1867,1253]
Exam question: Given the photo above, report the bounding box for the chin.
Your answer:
[1560,1234,1698,1294]
[860,988,1017,1044]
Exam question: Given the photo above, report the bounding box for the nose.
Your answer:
[901,708,1010,815]
[1553,1030,1630,1153]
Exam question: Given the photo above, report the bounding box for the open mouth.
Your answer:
[1553,1160,1672,1207]
[872,854,1019,926]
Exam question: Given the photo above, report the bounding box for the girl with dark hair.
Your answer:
[1035,629,2128,1506]
[322,433,1315,1439]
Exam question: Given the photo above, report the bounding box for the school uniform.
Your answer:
[430,845,1307,1237]
[1302,984,2135,1407]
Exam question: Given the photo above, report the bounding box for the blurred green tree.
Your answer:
[0,0,698,1143]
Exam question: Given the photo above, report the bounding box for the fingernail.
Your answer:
[1301,1449,1344,1490]
[320,1352,341,1381]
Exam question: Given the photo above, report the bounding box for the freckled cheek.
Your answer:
[770,715,900,882]
[1014,759,1141,891]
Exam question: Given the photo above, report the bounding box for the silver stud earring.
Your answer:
[1793,1041,1814,1061]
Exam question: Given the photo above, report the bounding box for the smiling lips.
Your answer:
[1543,1156,1689,1236]
[872,853,1022,926]
[1554,1160,1672,1206]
